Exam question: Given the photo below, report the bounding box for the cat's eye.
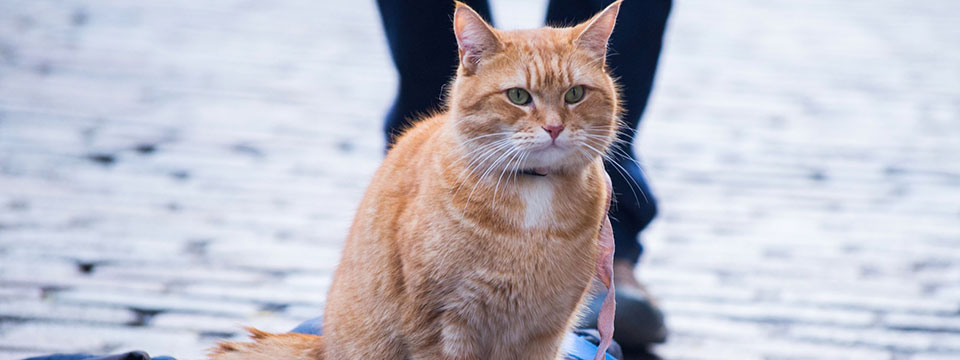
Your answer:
[506,88,531,105]
[564,85,585,104]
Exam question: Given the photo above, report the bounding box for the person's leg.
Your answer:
[376,0,493,147]
[548,0,672,349]
[606,0,671,268]
[547,0,670,268]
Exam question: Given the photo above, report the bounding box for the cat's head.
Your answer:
[448,1,622,176]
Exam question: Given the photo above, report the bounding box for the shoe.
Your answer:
[581,262,668,347]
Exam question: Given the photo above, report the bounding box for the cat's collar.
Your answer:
[519,168,549,177]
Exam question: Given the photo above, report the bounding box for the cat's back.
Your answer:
[368,114,448,202]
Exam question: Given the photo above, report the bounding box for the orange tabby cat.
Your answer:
[210,2,623,359]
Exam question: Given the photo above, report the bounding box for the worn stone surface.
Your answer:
[1,0,958,359]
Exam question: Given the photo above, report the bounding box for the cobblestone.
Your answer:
[1,0,959,359]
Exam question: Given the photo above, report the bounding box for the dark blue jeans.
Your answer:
[376,0,671,263]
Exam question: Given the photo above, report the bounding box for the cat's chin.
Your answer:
[526,145,568,163]
[523,146,592,174]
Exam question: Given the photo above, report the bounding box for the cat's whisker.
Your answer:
[509,150,527,187]
[581,134,632,150]
[465,148,512,209]
[510,151,529,189]
[587,123,631,131]
[610,159,649,204]
[581,139,648,204]
[459,132,514,145]
[453,140,515,198]
[609,147,645,169]
[446,139,506,174]
[456,137,510,164]
[582,131,631,144]
[586,125,636,141]
[582,126,643,156]
[492,148,523,208]
[449,142,508,190]
[494,149,525,204]
[464,144,520,211]
[580,133,622,142]
[454,138,512,175]
[492,148,522,203]
[577,145,641,205]
[596,141,653,183]
[581,128,652,184]
[584,139,649,202]
[451,141,511,199]
[457,140,510,175]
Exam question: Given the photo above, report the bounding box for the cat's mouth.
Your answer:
[531,141,569,154]
[518,141,581,174]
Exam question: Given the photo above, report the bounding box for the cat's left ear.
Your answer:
[574,0,622,61]
[454,2,500,75]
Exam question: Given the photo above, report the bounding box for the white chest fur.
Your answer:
[522,178,555,228]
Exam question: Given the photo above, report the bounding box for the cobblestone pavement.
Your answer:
[1,0,959,359]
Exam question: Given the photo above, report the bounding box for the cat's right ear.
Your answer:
[454,2,500,75]
[574,0,621,62]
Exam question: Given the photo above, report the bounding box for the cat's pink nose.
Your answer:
[542,124,565,140]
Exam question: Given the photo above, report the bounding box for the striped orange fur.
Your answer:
[209,2,623,359]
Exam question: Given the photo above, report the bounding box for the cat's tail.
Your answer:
[208,328,325,360]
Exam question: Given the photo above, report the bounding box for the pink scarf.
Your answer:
[594,174,616,360]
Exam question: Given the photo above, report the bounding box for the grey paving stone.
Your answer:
[0,286,41,301]
[55,289,261,318]
[0,300,137,325]
[1,0,958,358]
[0,322,206,358]
[786,324,960,353]
[912,353,960,360]
[884,314,960,334]
[150,312,299,336]
[178,282,326,306]
[662,299,877,327]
